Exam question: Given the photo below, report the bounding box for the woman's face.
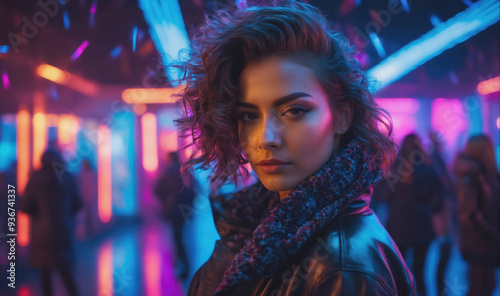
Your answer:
[237,56,351,198]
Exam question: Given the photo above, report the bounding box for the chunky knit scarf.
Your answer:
[216,138,384,292]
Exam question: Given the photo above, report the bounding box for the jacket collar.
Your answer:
[216,138,384,292]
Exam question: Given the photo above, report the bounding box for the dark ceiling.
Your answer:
[0,0,498,115]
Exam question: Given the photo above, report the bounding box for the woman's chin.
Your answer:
[259,178,296,193]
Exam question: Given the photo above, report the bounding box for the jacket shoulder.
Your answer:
[303,212,416,295]
[311,269,393,295]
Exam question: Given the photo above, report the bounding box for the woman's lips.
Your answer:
[258,163,290,173]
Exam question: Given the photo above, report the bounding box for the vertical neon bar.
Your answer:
[98,125,112,223]
[141,113,158,172]
[144,230,161,296]
[111,112,136,215]
[98,241,113,295]
[17,108,31,247]
[32,112,47,170]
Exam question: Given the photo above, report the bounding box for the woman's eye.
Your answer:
[282,107,309,118]
[238,112,258,122]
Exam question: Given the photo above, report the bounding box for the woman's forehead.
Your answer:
[238,56,319,103]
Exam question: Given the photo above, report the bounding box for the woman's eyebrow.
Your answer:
[237,92,312,109]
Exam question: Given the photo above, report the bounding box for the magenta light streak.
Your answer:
[90,0,98,14]
[89,0,98,27]
[71,40,89,62]
[2,71,10,90]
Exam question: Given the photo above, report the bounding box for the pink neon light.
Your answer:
[71,40,89,62]
[375,98,419,144]
[142,113,158,172]
[144,234,161,296]
[431,98,467,158]
[98,125,112,223]
[2,71,10,89]
[375,98,420,114]
[90,1,98,14]
[143,227,184,296]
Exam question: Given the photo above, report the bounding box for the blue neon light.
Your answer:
[368,0,499,90]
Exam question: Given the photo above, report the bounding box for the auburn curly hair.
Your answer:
[174,0,396,193]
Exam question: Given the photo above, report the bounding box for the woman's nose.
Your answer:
[257,116,282,150]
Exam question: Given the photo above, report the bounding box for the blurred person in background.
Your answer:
[453,134,500,296]
[383,133,444,296]
[154,151,197,279]
[77,159,98,238]
[20,149,82,296]
[429,131,456,296]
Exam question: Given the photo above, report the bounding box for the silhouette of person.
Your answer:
[384,134,444,296]
[453,135,500,296]
[154,151,196,279]
[429,131,456,296]
[20,149,82,296]
[77,159,98,238]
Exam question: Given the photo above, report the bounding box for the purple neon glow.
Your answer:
[375,98,420,145]
[431,98,467,163]
[235,0,248,10]
[2,71,10,90]
[89,0,98,27]
[375,98,420,114]
[71,40,89,62]
[91,0,98,14]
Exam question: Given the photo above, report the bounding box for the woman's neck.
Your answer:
[279,189,293,201]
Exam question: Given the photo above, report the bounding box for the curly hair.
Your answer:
[174,0,396,193]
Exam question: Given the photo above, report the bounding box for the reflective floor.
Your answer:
[3,218,193,296]
[2,198,499,296]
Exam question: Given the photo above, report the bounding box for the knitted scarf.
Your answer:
[216,138,384,292]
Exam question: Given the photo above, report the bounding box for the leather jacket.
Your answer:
[189,185,416,296]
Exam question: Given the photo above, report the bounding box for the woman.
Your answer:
[453,135,500,296]
[175,1,416,295]
[429,131,456,296]
[383,134,444,296]
[20,149,81,296]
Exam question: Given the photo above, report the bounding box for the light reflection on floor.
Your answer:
[4,192,499,296]
[6,218,200,296]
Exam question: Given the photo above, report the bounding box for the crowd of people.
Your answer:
[373,133,499,296]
